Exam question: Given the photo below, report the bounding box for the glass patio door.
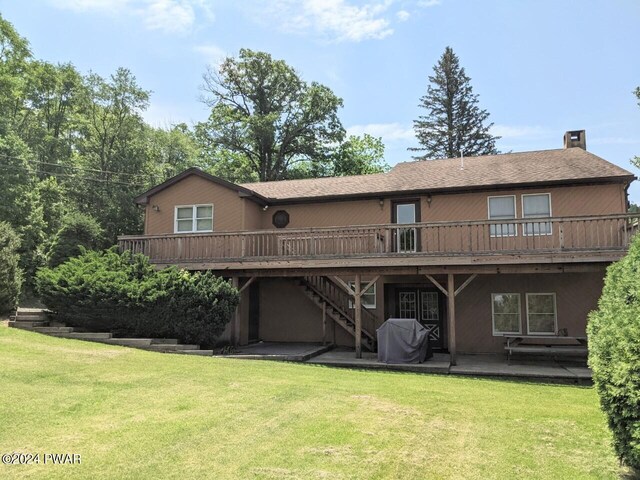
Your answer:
[395,203,417,253]
[420,291,443,348]
[396,288,445,350]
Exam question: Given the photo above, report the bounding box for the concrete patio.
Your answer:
[214,342,592,383]
[214,342,332,361]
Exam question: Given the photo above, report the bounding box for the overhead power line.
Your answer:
[0,152,178,182]
[0,163,149,187]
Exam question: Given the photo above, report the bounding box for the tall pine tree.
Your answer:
[410,47,499,160]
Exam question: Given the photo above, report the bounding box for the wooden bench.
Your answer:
[504,335,587,363]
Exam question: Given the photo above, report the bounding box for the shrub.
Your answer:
[0,222,23,314]
[47,212,104,268]
[588,233,640,470]
[36,248,239,345]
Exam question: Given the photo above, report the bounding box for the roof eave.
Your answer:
[134,167,268,206]
[261,175,636,205]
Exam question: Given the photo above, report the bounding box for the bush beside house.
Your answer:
[0,222,23,314]
[47,212,104,268]
[36,248,239,345]
[588,233,640,471]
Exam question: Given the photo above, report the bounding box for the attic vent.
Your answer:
[563,130,586,150]
[272,210,290,228]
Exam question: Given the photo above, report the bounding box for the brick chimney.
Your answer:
[563,130,586,150]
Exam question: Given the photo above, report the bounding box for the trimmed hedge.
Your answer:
[0,222,23,314]
[36,248,239,345]
[588,232,640,470]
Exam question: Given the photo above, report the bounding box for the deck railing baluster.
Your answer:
[117,213,640,264]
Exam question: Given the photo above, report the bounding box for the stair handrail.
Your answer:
[302,275,378,341]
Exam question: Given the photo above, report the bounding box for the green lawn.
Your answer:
[0,325,623,480]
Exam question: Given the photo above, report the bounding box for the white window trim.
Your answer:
[521,193,553,237]
[348,281,376,309]
[487,195,517,237]
[491,293,522,336]
[525,292,558,335]
[174,204,214,234]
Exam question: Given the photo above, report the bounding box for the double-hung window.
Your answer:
[174,205,213,233]
[522,193,552,235]
[488,195,516,237]
[491,293,521,335]
[348,281,376,309]
[526,293,557,334]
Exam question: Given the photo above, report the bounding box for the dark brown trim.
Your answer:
[134,168,268,206]
[390,199,421,223]
[391,199,422,251]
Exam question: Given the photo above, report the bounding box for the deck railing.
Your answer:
[117,213,640,263]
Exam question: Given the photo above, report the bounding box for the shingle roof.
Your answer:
[239,148,635,202]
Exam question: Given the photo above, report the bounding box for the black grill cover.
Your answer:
[376,318,432,364]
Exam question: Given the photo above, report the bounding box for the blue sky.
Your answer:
[2,0,639,202]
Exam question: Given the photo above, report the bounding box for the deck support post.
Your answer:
[447,274,457,366]
[238,276,256,294]
[354,274,362,359]
[232,277,241,346]
[322,302,327,345]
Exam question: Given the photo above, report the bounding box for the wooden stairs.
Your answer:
[296,276,377,352]
[8,308,214,356]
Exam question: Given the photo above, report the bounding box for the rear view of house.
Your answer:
[119,130,638,364]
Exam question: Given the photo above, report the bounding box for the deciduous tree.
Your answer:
[330,134,389,176]
[198,49,345,181]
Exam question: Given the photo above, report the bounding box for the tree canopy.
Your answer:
[0,16,389,292]
[196,49,389,182]
[410,47,500,160]
[197,49,346,181]
[0,14,198,290]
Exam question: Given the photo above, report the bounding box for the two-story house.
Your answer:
[119,130,638,364]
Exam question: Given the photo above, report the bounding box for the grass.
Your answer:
[0,325,623,480]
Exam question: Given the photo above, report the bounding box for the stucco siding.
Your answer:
[243,198,263,230]
[455,272,605,354]
[261,198,390,229]
[142,174,626,236]
[419,183,625,223]
[258,278,363,347]
[250,272,604,355]
[144,175,245,235]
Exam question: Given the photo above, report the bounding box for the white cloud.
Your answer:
[51,0,130,10]
[490,124,551,139]
[396,10,410,21]
[143,99,208,127]
[193,44,228,65]
[264,0,395,43]
[417,0,441,7]
[51,1,438,39]
[143,1,195,33]
[49,0,213,34]
[347,122,414,141]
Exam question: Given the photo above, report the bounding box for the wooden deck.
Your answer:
[118,214,639,271]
